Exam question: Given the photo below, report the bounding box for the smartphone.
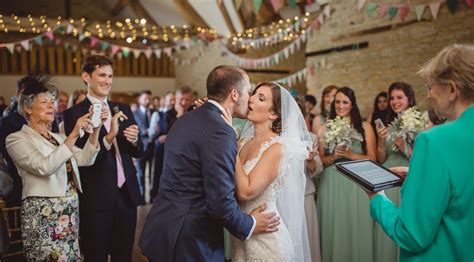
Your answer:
[374,118,385,130]
[91,103,103,128]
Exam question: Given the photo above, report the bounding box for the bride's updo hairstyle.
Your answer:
[253,82,282,134]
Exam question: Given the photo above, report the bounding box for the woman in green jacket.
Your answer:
[369,44,474,262]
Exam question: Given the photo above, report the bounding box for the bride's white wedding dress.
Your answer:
[231,137,294,261]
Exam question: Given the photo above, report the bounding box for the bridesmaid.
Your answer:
[374,82,417,262]
[317,87,377,262]
[312,85,337,134]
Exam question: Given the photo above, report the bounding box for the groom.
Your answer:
[139,65,279,261]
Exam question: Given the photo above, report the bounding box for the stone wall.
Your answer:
[305,1,474,117]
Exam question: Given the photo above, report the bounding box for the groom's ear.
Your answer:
[230,88,239,102]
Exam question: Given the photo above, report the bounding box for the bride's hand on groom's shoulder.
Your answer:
[251,203,280,234]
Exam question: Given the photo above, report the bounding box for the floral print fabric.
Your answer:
[21,182,80,261]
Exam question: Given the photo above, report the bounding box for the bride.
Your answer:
[228,82,312,261]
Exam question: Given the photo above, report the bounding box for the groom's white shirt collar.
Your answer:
[207,99,225,113]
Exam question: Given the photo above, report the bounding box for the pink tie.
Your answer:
[104,113,126,188]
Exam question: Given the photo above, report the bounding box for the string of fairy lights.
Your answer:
[0,14,218,45]
[1,10,317,49]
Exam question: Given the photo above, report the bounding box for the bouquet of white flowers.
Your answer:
[387,106,429,152]
[323,116,363,154]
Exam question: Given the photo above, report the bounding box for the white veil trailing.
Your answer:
[241,83,312,261]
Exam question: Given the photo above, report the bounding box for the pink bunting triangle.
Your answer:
[380,4,389,17]
[400,4,410,21]
[67,24,74,34]
[90,37,99,47]
[20,40,30,51]
[271,0,283,12]
[110,45,120,56]
[45,31,54,40]
[144,48,153,59]
[429,3,441,19]
[15,46,22,53]
[154,49,162,59]
[466,0,472,8]
[311,19,321,30]
[55,39,61,45]
[358,0,366,11]
[318,13,324,24]
[163,47,172,57]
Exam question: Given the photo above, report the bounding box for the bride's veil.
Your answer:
[240,83,312,261]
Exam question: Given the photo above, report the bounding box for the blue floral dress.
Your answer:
[21,136,81,261]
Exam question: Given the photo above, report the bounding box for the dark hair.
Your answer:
[206,65,247,103]
[81,55,113,75]
[253,82,282,134]
[304,95,317,107]
[295,96,307,117]
[329,87,367,153]
[373,91,388,112]
[385,82,417,124]
[139,90,152,97]
[320,85,338,118]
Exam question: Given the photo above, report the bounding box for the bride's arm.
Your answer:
[235,143,281,202]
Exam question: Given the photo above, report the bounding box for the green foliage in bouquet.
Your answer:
[323,116,363,154]
[387,106,430,151]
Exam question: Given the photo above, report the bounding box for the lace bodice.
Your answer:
[239,136,282,213]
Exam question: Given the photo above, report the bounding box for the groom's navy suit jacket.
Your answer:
[139,102,254,261]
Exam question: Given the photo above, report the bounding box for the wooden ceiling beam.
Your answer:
[217,0,237,35]
[173,0,210,28]
[111,0,130,16]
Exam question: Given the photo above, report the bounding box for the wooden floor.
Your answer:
[132,204,152,262]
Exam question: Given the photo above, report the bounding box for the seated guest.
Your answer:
[370,44,474,262]
[5,75,105,261]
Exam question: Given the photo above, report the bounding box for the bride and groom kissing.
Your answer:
[139,65,312,261]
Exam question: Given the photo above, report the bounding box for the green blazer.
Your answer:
[370,106,474,262]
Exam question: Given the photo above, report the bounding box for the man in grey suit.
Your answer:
[139,65,279,261]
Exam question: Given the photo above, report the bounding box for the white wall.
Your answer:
[0,75,176,101]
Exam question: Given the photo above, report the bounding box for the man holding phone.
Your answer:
[63,55,144,261]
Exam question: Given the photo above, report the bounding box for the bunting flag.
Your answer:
[399,4,410,21]
[100,42,109,51]
[273,68,308,86]
[467,0,473,8]
[253,0,262,12]
[144,48,153,59]
[132,49,141,58]
[380,4,389,17]
[367,3,377,14]
[271,0,283,12]
[323,5,331,17]
[388,6,398,20]
[289,0,297,9]
[90,37,99,47]
[154,49,162,59]
[20,40,30,51]
[415,5,427,21]
[45,31,54,40]
[34,36,43,45]
[122,47,130,58]
[429,2,441,19]
[67,24,74,34]
[358,0,366,10]
[78,34,86,42]
[163,47,172,57]
[447,0,457,14]
[110,45,120,56]
[6,44,15,54]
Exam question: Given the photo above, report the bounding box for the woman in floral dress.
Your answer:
[5,75,112,261]
[317,87,377,262]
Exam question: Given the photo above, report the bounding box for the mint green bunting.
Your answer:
[122,47,130,58]
[34,36,43,45]
[367,3,377,14]
[289,0,297,9]
[253,0,262,12]
[101,42,109,51]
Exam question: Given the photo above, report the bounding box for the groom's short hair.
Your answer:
[206,65,247,103]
